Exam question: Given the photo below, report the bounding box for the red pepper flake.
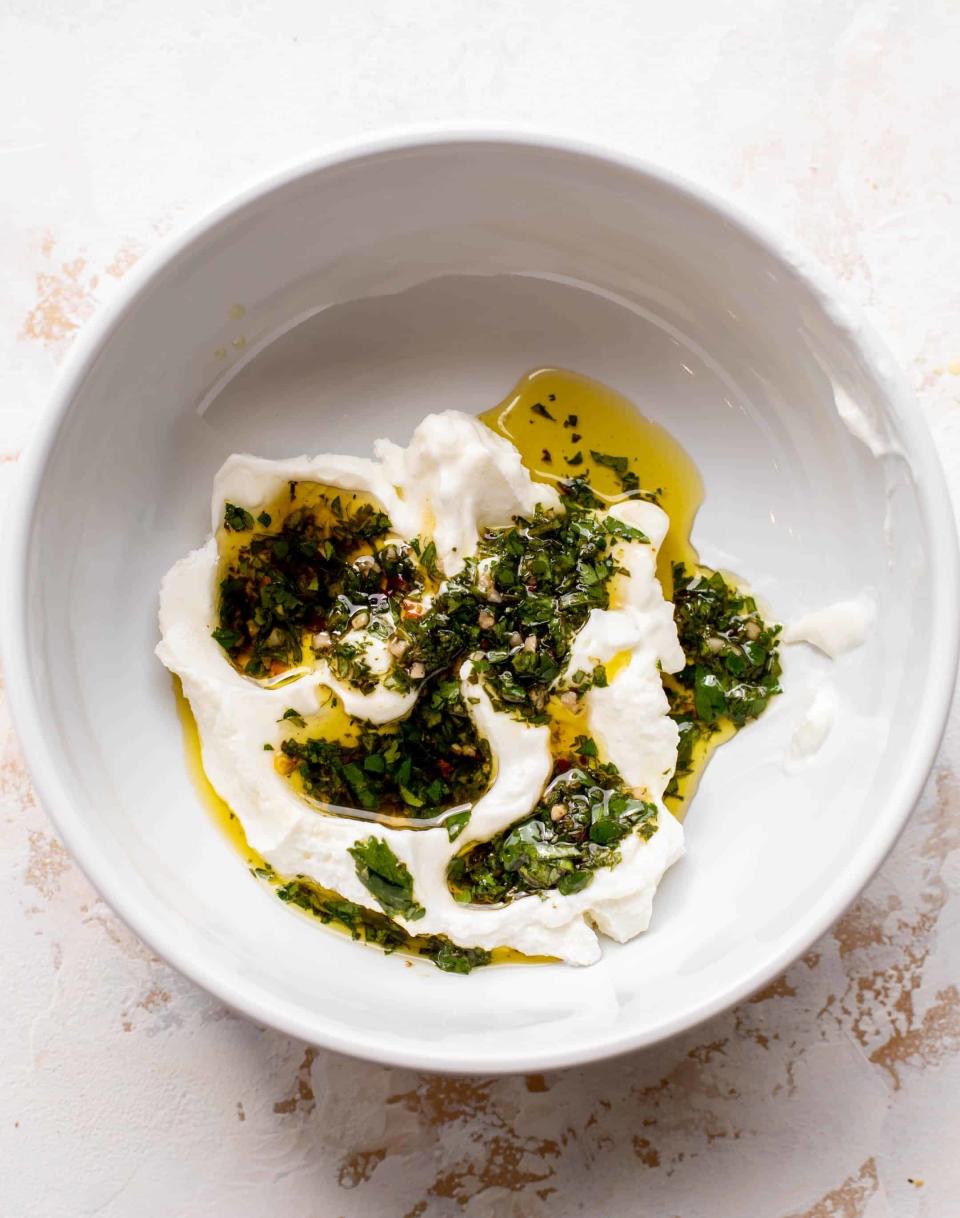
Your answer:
[401,598,426,619]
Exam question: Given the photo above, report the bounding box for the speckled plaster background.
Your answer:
[3,2,960,1215]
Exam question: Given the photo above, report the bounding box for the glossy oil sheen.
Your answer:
[174,677,265,869]
[481,367,727,816]
[480,366,702,594]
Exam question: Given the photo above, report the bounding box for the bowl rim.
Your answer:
[4,125,958,1074]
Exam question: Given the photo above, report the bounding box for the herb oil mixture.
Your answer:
[189,368,781,972]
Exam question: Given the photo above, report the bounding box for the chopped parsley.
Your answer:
[671,563,782,726]
[445,810,472,842]
[275,875,491,973]
[348,836,425,920]
[280,677,490,818]
[665,562,782,798]
[212,491,420,678]
[409,536,442,581]
[565,662,609,695]
[224,502,255,532]
[327,639,376,693]
[531,401,556,421]
[589,450,629,476]
[448,748,657,904]
[590,450,641,494]
[399,497,634,723]
[603,516,649,544]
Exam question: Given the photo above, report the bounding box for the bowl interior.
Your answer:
[13,140,948,1070]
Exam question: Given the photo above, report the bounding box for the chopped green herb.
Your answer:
[531,402,556,421]
[223,503,255,532]
[274,875,491,973]
[603,517,649,544]
[558,477,604,509]
[213,489,410,677]
[348,836,425,921]
[396,496,625,723]
[671,563,782,727]
[279,707,307,728]
[620,470,641,493]
[328,640,375,693]
[432,940,493,973]
[563,414,578,428]
[589,450,642,495]
[281,677,490,818]
[257,511,272,527]
[590,450,628,475]
[211,625,242,650]
[417,539,441,581]
[448,755,656,905]
[664,563,782,799]
[445,810,472,842]
[565,451,584,467]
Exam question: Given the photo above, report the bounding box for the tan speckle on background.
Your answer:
[23,830,69,902]
[786,1158,879,1218]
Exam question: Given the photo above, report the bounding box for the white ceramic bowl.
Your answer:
[5,132,957,1073]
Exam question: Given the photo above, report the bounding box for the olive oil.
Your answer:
[216,482,390,574]
[216,482,396,681]
[480,366,702,596]
[675,716,737,803]
[481,367,727,817]
[274,691,359,786]
[174,676,266,869]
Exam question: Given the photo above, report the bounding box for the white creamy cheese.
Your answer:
[782,594,875,658]
[157,411,685,965]
[785,682,839,768]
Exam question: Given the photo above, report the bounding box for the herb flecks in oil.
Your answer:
[281,678,490,819]
[448,744,657,905]
[348,836,425,921]
[400,496,632,724]
[277,488,636,829]
[275,875,491,973]
[665,562,782,800]
[213,487,420,680]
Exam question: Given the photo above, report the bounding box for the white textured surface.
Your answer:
[2,2,960,1215]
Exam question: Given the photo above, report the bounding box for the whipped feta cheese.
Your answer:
[157,411,685,966]
[783,594,875,658]
[786,682,839,767]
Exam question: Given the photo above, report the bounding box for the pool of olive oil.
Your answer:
[480,366,702,597]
